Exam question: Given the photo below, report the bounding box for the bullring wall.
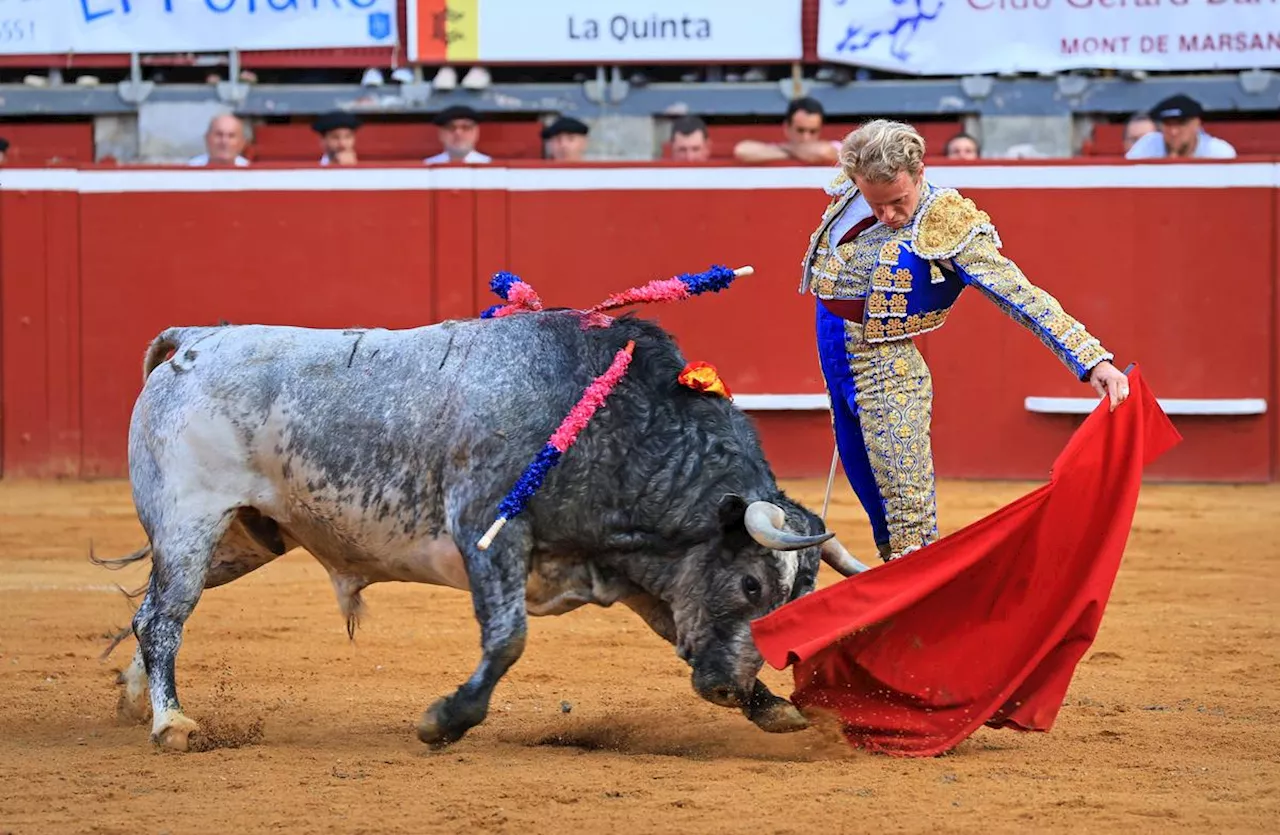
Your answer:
[1,161,1275,482]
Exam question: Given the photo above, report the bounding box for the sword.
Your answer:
[821,445,839,523]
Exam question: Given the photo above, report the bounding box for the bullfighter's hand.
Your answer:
[1088,361,1129,411]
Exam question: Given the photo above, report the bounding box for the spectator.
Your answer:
[943,132,981,160]
[0,136,7,165]
[1126,94,1236,160]
[733,97,839,165]
[189,113,250,167]
[425,105,492,165]
[314,111,361,166]
[1122,112,1156,154]
[542,116,589,162]
[670,115,712,162]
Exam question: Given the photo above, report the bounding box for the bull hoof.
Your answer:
[417,698,466,749]
[749,699,810,734]
[151,715,202,752]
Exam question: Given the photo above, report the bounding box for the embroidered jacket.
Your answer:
[800,171,1114,381]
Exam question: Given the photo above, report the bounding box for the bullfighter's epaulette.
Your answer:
[824,169,853,198]
[910,187,1001,260]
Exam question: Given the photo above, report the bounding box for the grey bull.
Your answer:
[98,311,869,751]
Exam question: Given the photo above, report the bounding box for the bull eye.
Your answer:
[741,575,762,604]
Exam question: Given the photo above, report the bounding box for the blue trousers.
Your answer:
[815,300,939,559]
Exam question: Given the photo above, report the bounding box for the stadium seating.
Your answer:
[660,121,967,161]
[0,122,95,164]
[250,119,546,163]
[1085,120,1280,157]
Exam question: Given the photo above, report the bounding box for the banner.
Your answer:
[818,0,1280,76]
[0,0,397,55]
[408,0,803,63]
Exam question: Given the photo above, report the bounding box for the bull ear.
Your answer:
[717,494,749,529]
[717,494,751,549]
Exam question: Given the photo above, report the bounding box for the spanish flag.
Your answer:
[412,0,478,62]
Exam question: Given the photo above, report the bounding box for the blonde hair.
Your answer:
[839,119,926,183]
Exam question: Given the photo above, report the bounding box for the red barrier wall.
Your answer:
[1,162,1276,483]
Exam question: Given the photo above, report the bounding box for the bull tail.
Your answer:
[141,325,221,383]
[88,540,152,660]
[141,328,184,383]
[88,539,153,571]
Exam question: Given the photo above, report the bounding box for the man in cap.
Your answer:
[1126,94,1236,160]
[314,111,361,166]
[425,105,492,165]
[542,116,589,162]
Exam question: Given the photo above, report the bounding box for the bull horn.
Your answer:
[820,537,872,577]
[744,501,835,552]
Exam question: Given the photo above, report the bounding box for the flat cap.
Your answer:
[541,116,589,140]
[312,111,361,134]
[1150,94,1204,121]
[434,105,481,126]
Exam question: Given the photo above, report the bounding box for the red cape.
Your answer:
[750,365,1182,757]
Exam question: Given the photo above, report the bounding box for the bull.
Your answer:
[99,310,869,751]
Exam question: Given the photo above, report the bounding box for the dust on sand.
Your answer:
[0,479,1276,833]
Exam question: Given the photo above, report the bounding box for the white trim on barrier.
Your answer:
[1,163,1277,194]
[77,169,441,193]
[732,394,831,411]
[1024,397,1268,416]
[0,170,83,191]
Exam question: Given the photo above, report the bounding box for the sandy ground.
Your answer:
[0,478,1276,834]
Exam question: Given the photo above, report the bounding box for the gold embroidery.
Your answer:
[804,211,900,300]
[879,241,901,266]
[867,292,888,315]
[844,323,939,558]
[1061,329,1087,350]
[871,265,893,288]
[893,268,913,291]
[886,319,905,338]
[864,319,885,341]
[889,294,909,315]
[921,309,948,331]
[913,189,993,259]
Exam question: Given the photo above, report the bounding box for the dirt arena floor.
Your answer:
[0,478,1276,834]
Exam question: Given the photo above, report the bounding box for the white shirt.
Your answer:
[188,153,249,167]
[423,150,492,165]
[827,192,882,244]
[1125,131,1237,160]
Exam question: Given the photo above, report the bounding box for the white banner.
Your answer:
[818,0,1280,75]
[408,0,802,63]
[0,0,398,55]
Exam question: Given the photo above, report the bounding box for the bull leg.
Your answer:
[417,517,530,749]
[114,512,282,728]
[132,509,232,752]
[622,594,807,734]
[117,646,151,724]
